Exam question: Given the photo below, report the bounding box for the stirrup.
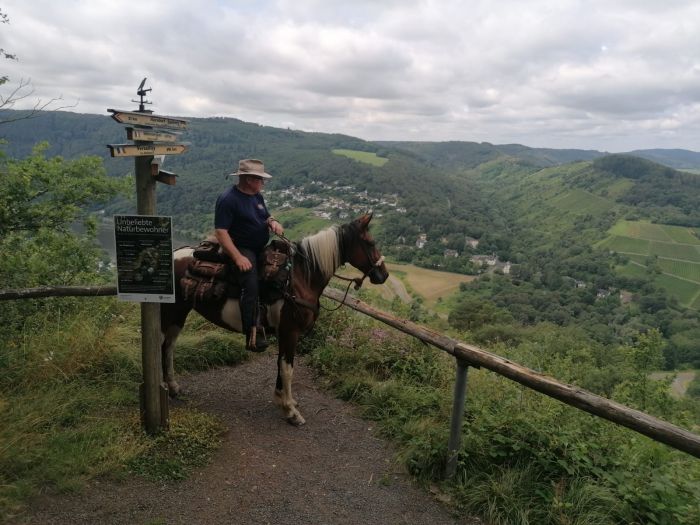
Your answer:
[246,326,269,352]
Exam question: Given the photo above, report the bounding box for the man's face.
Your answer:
[241,174,265,193]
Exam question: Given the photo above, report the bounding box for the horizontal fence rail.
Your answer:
[0,285,117,301]
[2,284,699,459]
[321,287,700,459]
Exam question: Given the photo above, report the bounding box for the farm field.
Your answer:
[385,262,475,306]
[332,262,473,307]
[332,148,389,167]
[602,220,700,309]
[549,188,615,216]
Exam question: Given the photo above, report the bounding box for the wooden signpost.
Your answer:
[108,109,188,130]
[106,78,188,434]
[126,128,179,142]
[108,143,188,157]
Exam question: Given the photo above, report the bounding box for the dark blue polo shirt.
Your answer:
[214,186,270,251]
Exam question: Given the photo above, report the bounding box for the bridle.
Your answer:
[273,225,385,313]
[325,224,385,311]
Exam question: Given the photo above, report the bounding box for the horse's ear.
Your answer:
[356,212,373,229]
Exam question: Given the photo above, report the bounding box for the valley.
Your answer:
[3,109,700,525]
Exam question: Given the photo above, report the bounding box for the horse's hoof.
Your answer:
[167,383,181,398]
[287,413,306,426]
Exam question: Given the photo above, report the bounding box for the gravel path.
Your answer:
[12,352,477,525]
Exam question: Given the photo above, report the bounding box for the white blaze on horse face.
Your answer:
[221,299,243,332]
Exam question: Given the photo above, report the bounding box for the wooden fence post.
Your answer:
[445,359,469,478]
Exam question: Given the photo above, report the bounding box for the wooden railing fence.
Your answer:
[2,284,699,476]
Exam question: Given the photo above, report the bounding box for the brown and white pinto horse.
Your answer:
[160,213,388,425]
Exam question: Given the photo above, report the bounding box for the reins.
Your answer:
[325,224,386,310]
[273,227,385,313]
[273,233,321,315]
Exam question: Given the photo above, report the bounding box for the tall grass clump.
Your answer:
[304,302,700,525]
[0,298,242,521]
[0,145,240,521]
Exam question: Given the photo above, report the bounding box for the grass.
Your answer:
[610,220,700,244]
[302,307,700,525]
[4,286,700,524]
[657,259,700,282]
[0,299,245,520]
[598,235,650,255]
[275,207,334,240]
[662,227,700,245]
[332,148,389,167]
[549,189,615,216]
[655,274,700,306]
[649,241,700,262]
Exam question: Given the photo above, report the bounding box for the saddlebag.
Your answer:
[181,245,229,303]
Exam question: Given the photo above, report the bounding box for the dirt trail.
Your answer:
[671,371,696,398]
[13,352,477,525]
[382,274,412,302]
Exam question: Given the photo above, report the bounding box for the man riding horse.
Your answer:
[162,159,388,425]
[214,158,284,351]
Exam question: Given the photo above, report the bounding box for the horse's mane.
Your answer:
[297,225,343,281]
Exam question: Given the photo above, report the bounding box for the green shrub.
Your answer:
[307,308,700,525]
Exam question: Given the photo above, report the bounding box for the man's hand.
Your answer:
[234,254,253,272]
[215,228,252,271]
[268,218,284,236]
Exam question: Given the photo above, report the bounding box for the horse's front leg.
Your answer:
[274,326,305,426]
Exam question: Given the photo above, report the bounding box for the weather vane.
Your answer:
[132,77,153,112]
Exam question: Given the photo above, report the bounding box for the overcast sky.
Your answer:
[2,0,700,152]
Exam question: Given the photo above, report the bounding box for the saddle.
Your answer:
[180,239,293,304]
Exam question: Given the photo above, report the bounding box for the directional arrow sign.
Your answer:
[107,144,188,157]
[107,109,188,130]
[126,128,179,142]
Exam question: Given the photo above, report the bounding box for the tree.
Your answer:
[0,8,16,82]
[0,8,74,124]
[613,329,671,413]
[448,296,514,331]
[0,142,128,236]
[0,143,128,336]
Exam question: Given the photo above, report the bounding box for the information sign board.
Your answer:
[114,215,175,303]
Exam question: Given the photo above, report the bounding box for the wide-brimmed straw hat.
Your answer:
[230,158,272,179]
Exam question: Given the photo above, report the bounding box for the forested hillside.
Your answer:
[3,110,700,524]
[0,110,497,263]
[442,155,700,368]
[3,110,700,367]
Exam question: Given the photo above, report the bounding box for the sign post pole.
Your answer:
[134,153,163,434]
[108,78,187,434]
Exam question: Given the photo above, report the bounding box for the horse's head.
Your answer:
[343,213,389,285]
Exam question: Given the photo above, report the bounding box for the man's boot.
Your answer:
[246,326,269,352]
[246,303,269,352]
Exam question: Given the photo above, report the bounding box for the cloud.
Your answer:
[2,0,700,151]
